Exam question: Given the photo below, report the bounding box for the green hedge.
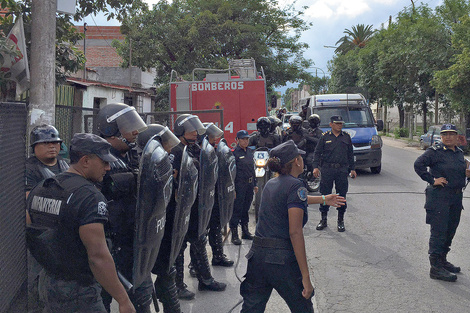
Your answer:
[393,127,409,138]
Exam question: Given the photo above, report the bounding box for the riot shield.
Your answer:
[168,146,198,269]
[197,137,219,237]
[133,139,173,287]
[216,139,236,228]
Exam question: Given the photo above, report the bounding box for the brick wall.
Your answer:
[75,26,124,67]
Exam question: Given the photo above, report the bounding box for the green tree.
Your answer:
[115,0,314,110]
[334,24,375,55]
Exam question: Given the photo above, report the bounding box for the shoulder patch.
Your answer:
[297,187,308,201]
[168,154,175,163]
[97,201,108,216]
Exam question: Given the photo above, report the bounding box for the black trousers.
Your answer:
[230,180,254,228]
[240,246,314,313]
[319,167,349,213]
[425,187,463,255]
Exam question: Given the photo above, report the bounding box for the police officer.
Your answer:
[26,124,69,313]
[240,140,345,312]
[298,103,309,121]
[230,130,258,245]
[249,117,281,149]
[137,124,183,313]
[26,133,135,313]
[304,114,323,173]
[312,115,356,232]
[268,116,283,137]
[95,103,151,313]
[26,125,69,196]
[283,115,308,151]
[414,124,470,282]
[171,114,227,300]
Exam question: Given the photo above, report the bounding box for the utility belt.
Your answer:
[48,270,95,286]
[253,236,293,250]
[322,163,347,169]
[236,177,253,184]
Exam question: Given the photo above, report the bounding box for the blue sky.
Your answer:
[78,0,444,94]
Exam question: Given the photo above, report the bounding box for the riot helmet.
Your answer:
[308,114,321,129]
[202,122,224,146]
[173,114,206,137]
[30,124,62,147]
[96,103,147,138]
[289,115,303,131]
[257,117,271,137]
[267,116,281,133]
[137,124,180,152]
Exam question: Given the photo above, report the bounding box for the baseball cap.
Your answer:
[236,130,250,139]
[270,140,305,165]
[330,115,345,123]
[440,124,458,133]
[70,133,117,162]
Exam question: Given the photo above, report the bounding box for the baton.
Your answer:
[117,271,133,292]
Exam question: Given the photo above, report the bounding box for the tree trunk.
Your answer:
[398,103,405,128]
[422,100,428,134]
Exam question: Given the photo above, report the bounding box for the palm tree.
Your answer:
[335,24,376,54]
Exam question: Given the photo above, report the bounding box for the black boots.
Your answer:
[175,251,195,300]
[441,253,461,273]
[316,212,328,230]
[429,254,457,282]
[337,211,345,232]
[209,224,234,267]
[154,267,182,313]
[198,278,227,291]
[231,227,241,245]
[241,223,254,240]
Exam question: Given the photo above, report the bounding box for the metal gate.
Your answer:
[0,102,27,313]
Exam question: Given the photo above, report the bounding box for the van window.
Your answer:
[315,107,375,127]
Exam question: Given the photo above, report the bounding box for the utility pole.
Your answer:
[83,23,87,80]
[30,0,56,128]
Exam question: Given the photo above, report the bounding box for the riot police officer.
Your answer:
[312,115,356,232]
[137,124,184,312]
[26,133,135,313]
[304,114,323,173]
[283,115,307,151]
[267,116,283,137]
[26,125,69,196]
[414,124,470,282]
[26,124,69,313]
[230,130,258,245]
[249,117,281,149]
[171,114,227,300]
[240,140,345,312]
[95,103,151,313]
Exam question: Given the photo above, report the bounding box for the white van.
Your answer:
[301,94,384,173]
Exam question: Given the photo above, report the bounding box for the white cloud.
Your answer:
[305,0,371,19]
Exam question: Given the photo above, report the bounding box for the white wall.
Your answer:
[82,86,125,109]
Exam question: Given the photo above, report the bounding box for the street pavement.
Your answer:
[114,136,470,312]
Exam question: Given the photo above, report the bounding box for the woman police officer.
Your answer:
[414,123,470,282]
[240,140,345,312]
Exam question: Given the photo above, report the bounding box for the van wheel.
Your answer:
[371,165,381,174]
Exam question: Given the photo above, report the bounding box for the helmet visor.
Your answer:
[157,126,180,150]
[205,123,224,139]
[108,106,147,134]
[180,115,206,135]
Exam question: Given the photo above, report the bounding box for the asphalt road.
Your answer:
[114,137,470,312]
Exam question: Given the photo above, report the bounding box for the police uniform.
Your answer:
[25,156,69,192]
[27,172,109,312]
[240,174,313,313]
[248,131,281,149]
[229,141,256,236]
[312,119,354,231]
[414,124,466,282]
[101,146,153,312]
[304,127,323,172]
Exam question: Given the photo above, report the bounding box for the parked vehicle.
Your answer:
[300,164,320,192]
[420,125,467,150]
[419,125,441,150]
[301,94,384,174]
[170,59,268,147]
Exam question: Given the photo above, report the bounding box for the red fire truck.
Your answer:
[170,59,268,147]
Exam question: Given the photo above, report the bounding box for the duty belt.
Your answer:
[322,163,347,169]
[253,236,293,250]
[238,177,253,183]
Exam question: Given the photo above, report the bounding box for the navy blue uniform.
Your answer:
[240,175,313,313]
[312,130,354,213]
[229,145,256,228]
[414,144,466,256]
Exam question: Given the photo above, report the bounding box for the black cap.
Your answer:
[330,115,344,123]
[237,130,250,139]
[440,124,458,133]
[70,133,117,162]
[269,140,305,165]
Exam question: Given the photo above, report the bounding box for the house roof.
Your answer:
[66,77,154,96]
